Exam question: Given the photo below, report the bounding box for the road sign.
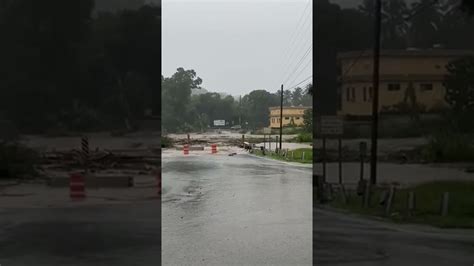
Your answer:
[318,116,343,136]
[263,127,271,134]
[213,120,225,126]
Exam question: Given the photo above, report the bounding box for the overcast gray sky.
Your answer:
[162,0,312,96]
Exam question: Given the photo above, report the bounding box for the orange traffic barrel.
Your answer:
[211,144,217,154]
[70,172,85,200]
[183,144,189,155]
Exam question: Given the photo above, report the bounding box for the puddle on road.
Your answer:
[162,160,218,173]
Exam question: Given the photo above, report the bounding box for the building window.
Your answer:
[285,117,290,120]
[295,117,300,120]
[363,87,367,102]
[346,87,356,102]
[420,83,433,91]
[388,83,400,91]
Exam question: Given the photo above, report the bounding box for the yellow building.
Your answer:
[269,106,311,128]
[337,49,474,116]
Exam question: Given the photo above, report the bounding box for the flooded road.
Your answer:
[162,152,312,265]
[314,208,474,265]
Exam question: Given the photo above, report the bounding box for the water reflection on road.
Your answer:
[162,153,312,266]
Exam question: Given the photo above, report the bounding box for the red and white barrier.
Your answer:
[211,144,217,154]
[70,173,85,200]
[183,144,189,155]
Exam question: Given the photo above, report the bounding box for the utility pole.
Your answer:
[370,0,381,185]
[239,95,242,126]
[279,84,283,151]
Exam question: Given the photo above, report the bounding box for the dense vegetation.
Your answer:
[161,68,312,133]
[0,0,160,133]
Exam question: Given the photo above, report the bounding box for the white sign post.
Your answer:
[213,120,225,127]
[318,116,344,137]
[317,115,344,201]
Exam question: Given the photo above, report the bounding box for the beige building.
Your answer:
[269,106,311,128]
[337,49,474,116]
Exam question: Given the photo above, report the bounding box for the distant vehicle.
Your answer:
[231,125,242,130]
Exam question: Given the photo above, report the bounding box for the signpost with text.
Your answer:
[263,127,271,152]
[316,116,344,203]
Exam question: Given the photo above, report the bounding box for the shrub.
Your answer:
[282,126,304,134]
[161,136,174,148]
[421,132,474,162]
[296,132,312,143]
[0,141,39,179]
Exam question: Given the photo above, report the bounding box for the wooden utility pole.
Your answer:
[239,95,242,126]
[279,84,283,151]
[370,0,381,185]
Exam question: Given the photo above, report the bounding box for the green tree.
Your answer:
[241,90,279,129]
[443,56,474,132]
[191,93,236,128]
[292,87,304,106]
[407,0,442,48]
[0,0,94,132]
[359,0,408,49]
[437,3,474,49]
[303,109,313,133]
[162,68,202,132]
[301,84,313,106]
[283,90,292,106]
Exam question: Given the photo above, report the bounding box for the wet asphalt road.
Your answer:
[0,202,161,266]
[2,149,472,266]
[314,208,474,265]
[162,153,312,265]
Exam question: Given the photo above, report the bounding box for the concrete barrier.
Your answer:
[48,174,133,188]
[176,146,204,151]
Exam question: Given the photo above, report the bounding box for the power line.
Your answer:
[288,75,313,90]
[277,0,312,88]
[283,6,312,70]
[281,40,312,86]
[283,23,312,80]
[283,45,312,86]
[279,0,312,69]
[287,56,312,89]
[341,49,369,79]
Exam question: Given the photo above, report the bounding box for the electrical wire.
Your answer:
[287,56,312,89]
[283,45,312,86]
[287,75,313,90]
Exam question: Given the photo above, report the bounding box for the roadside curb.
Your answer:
[245,153,312,168]
[315,205,474,240]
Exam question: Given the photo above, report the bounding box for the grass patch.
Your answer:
[329,181,474,228]
[253,148,312,164]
